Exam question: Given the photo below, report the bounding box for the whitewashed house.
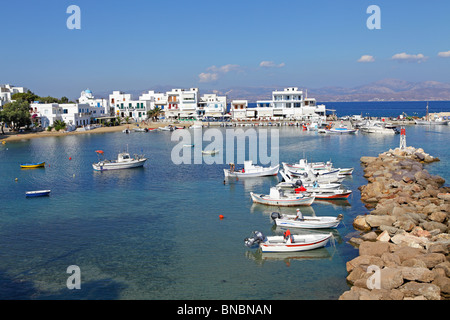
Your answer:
[230,100,248,120]
[198,93,227,119]
[30,102,95,129]
[254,87,326,121]
[110,90,151,122]
[0,84,29,107]
[165,88,199,119]
[78,89,111,118]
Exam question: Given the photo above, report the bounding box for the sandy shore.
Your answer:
[0,122,171,142]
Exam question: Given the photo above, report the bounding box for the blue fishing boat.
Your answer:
[26,190,51,197]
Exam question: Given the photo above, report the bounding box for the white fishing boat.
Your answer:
[92,150,147,171]
[276,181,341,191]
[326,126,358,134]
[414,102,449,125]
[202,149,220,155]
[280,168,344,184]
[159,126,175,131]
[250,187,315,206]
[283,160,353,176]
[359,121,398,134]
[270,211,343,229]
[244,230,332,253]
[224,161,279,178]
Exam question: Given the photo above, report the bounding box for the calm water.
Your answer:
[246,101,450,118]
[0,123,449,300]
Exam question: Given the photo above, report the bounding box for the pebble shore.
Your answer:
[340,146,450,300]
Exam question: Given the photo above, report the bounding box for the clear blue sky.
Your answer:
[1,0,449,99]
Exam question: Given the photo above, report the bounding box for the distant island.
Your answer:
[93,78,450,103]
[212,79,450,103]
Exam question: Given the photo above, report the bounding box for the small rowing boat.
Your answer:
[224,161,279,178]
[250,188,315,206]
[202,149,220,155]
[271,211,343,229]
[244,230,332,253]
[20,162,45,169]
[26,190,51,197]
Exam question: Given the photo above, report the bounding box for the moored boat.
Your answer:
[326,126,357,134]
[250,187,315,206]
[224,161,279,178]
[20,162,45,169]
[26,190,51,197]
[92,150,147,171]
[244,230,332,253]
[271,211,343,229]
[202,149,220,155]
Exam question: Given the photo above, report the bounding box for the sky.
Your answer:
[1,0,450,99]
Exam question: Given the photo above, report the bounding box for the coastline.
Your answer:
[0,122,168,142]
[340,146,450,300]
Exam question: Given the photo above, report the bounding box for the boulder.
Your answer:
[393,246,425,263]
[353,215,372,232]
[380,267,404,290]
[429,211,447,223]
[365,215,396,228]
[400,282,441,300]
[359,241,390,257]
[417,253,446,269]
[346,255,384,273]
[437,193,450,201]
[432,276,450,295]
[376,230,391,242]
[400,267,435,283]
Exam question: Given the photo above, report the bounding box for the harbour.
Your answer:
[0,117,448,300]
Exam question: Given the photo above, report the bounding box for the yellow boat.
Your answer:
[20,162,46,168]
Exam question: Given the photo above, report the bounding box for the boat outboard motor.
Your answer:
[271,212,281,220]
[244,231,266,248]
[295,180,303,187]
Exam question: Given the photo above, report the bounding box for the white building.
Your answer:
[139,90,167,111]
[198,93,227,119]
[254,87,326,121]
[165,88,199,119]
[110,90,151,122]
[0,84,29,107]
[78,89,111,118]
[230,100,248,119]
[30,102,94,129]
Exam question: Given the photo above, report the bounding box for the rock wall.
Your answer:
[340,146,450,300]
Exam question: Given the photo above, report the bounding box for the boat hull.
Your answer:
[274,216,341,229]
[26,190,51,197]
[92,159,147,171]
[20,162,45,168]
[224,164,279,178]
[250,192,315,206]
[312,191,352,200]
[260,233,331,252]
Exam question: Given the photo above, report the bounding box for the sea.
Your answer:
[0,101,449,300]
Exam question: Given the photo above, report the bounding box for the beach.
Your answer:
[0,122,168,142]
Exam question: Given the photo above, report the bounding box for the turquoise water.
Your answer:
[0,124,449,300]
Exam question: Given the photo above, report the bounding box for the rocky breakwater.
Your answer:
[340,146,450,300]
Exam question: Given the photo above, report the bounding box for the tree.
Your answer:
[147,107,162,121]
[11,90,39,103]
[53,120,66,131]
[1,101,32,131]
